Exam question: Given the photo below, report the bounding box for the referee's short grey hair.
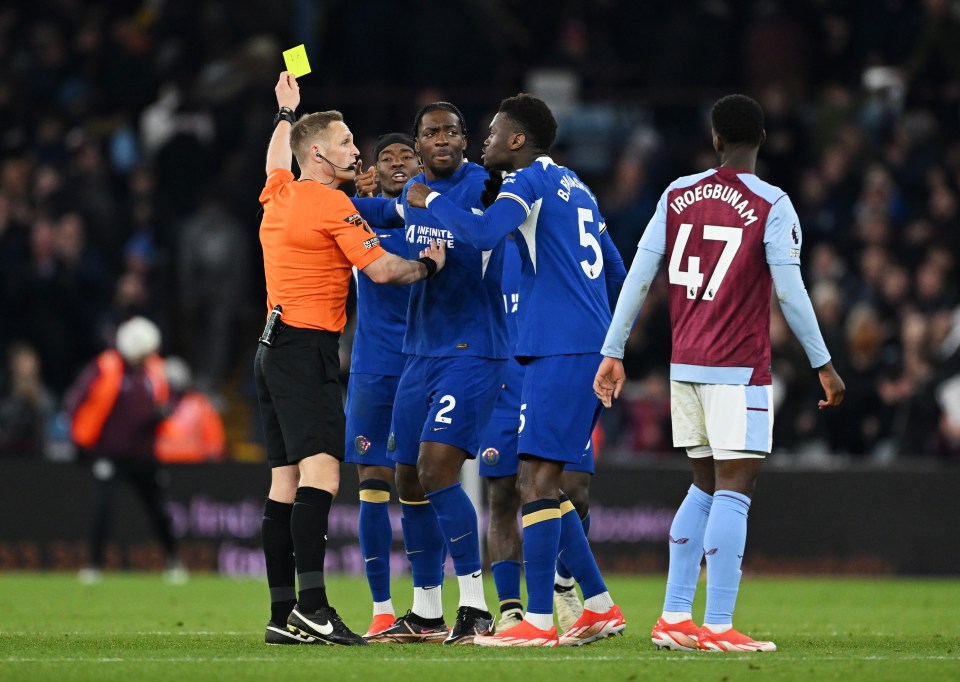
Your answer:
[116,316,161,363]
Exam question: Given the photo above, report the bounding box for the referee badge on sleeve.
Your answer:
[345,212,379,249]
[345,213,372,232]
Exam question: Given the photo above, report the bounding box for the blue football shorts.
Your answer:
[516,353,604,466]
[388,355,505,467]
[478,359,523,477]
[344,372,401,467]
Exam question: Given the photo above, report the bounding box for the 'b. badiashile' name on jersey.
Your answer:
[498,157,613,358]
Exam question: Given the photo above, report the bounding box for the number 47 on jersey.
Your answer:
[668,223,742,301]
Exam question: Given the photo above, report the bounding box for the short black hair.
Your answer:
[710,94,764,146]
[498,93,557,151]
[374,133,415,160]
[412,102,467,138]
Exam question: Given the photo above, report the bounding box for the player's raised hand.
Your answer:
[594,356,626,408]
[275,71,300,111]
[480,170,504,208]
[419,238,446,274]
[817,361,845,409]
[354,160,378,197]
[407,182,432,208]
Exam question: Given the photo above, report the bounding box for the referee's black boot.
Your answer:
[265,620,316,645]
[287,605,368,646]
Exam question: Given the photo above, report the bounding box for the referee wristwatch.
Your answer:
[274,106,296,127]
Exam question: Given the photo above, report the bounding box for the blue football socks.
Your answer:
[663,484,713,613]
[557,495,607,600]
[400,500,445,589]
[556,511,591,581]
[703,490,751,625]
[425,482,482,575]
[492,559,522,611]
[358,479,393,603]
[521,499,562,614]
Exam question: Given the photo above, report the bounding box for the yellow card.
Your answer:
[283,44,311,77]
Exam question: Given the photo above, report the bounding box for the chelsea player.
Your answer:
[407,94,626,647]
[344,133,420,637]
[480,222,623,636]
[352,103,506,644]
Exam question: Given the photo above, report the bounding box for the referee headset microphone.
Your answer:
[315,150,359,171]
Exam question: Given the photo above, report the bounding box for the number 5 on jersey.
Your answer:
[578,207,603,280]
[668,223,742,300]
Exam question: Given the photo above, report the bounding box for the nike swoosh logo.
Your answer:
[470,571,481,579]
[302,614,334,636]
[422,585,439,590]
[365,557,378,563]
[449,532,472,543]
[405,549,424,555]
[431,427,448,432]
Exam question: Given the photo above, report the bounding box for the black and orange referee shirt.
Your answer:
[258,168,387,333]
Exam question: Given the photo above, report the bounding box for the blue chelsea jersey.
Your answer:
[498,236,524,404]
[350,219,410,376]
[499,157,612,357]
[399,162,507,359]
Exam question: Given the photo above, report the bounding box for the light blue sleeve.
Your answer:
[770,263,831,368]
[764,196,802,265]
[600,246,663,358]
[636,188,670,255]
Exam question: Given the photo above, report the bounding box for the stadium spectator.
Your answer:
[595,94,844,652]
[155,356,226,464]
[176,187,248,399]
[65,316,186,584]
[0,343,54,458]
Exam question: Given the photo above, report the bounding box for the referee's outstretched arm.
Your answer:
[364,239,446,285]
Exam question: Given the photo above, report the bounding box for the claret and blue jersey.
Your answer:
[637,166,803,385]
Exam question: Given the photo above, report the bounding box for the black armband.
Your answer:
[417,256,438,279]
[273,106,296,127]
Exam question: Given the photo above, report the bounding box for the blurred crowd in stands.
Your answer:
[1,0,959,463]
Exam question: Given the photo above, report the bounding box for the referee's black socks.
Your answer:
[262,498,296,624]
[291,486,334,613]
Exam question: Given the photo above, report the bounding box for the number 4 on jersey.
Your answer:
[668,223,742,300]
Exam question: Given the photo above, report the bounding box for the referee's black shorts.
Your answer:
[254,326,345,467]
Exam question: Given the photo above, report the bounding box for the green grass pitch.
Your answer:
[1,573,958,681]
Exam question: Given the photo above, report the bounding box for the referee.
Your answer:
[258,71,445,647]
